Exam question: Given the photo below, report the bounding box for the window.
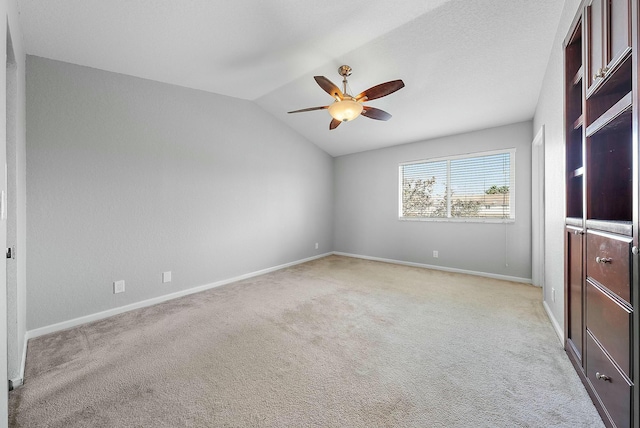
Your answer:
[399,149,515,222]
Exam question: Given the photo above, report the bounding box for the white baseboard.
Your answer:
[26,252,332,341]
[543,300,564,345]
[333,252,532,284]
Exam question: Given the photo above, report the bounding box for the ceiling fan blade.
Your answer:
[329,118,342,130]
[315,76,344,100]
[287,106,329,114]
[361,106,392,121]
[356,80,405,102]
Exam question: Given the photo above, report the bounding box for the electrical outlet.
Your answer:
[315,242,319,250]
[433,250,439,258]
[113,280,125,294]
[552,288,556,302]
[162,271,172,283]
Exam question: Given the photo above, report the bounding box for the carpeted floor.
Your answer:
[9,255,604,427]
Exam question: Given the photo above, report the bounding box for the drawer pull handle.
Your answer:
[596,372,611,382]
[595,257,612,264]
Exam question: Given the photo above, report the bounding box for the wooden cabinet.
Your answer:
[564,1,637,426]
[586,0,632,95]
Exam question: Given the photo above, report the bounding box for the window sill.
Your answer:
[398,217,515,224]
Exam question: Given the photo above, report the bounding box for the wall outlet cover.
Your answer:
[162,271,172,283]
[113,280,125,294]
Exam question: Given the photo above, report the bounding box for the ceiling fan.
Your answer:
[288,65,405,130]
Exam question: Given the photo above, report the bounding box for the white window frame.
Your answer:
[398,148,516,223]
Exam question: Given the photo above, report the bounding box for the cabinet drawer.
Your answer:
[586,332,631,428]
[586,230,632,303]
[586,280,631,375]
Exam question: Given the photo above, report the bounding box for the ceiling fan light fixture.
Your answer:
[328,98,363,122]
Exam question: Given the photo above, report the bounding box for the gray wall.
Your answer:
[26,56,334,330]
[333,121,533,281]
[533,0,583,334]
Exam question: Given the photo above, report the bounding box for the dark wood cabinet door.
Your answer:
[567,227,584,359]
[587,0,604,92]
[606,0,631,69]
[587,0,632,93]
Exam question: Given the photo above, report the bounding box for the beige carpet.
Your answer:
[9,255,604,427]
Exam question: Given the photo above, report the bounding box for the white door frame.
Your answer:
[2,19,17,427]
[532,126,545,289]
[0,16,9,428]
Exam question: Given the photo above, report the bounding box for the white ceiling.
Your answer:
[17,0,565,157]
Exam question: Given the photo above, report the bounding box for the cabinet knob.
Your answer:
[596,372,611,382]
[573,230,584,235]
[595,256,612,264]
[633,246,639,255]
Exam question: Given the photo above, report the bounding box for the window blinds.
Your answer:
[400,150,514,220]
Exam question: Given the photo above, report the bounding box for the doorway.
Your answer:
[531,126,545,289]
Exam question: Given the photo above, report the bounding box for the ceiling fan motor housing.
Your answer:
[338,65,353,77]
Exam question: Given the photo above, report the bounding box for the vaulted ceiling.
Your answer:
[17,0,565,156]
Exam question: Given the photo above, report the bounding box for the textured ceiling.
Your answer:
[17,0,565,156]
